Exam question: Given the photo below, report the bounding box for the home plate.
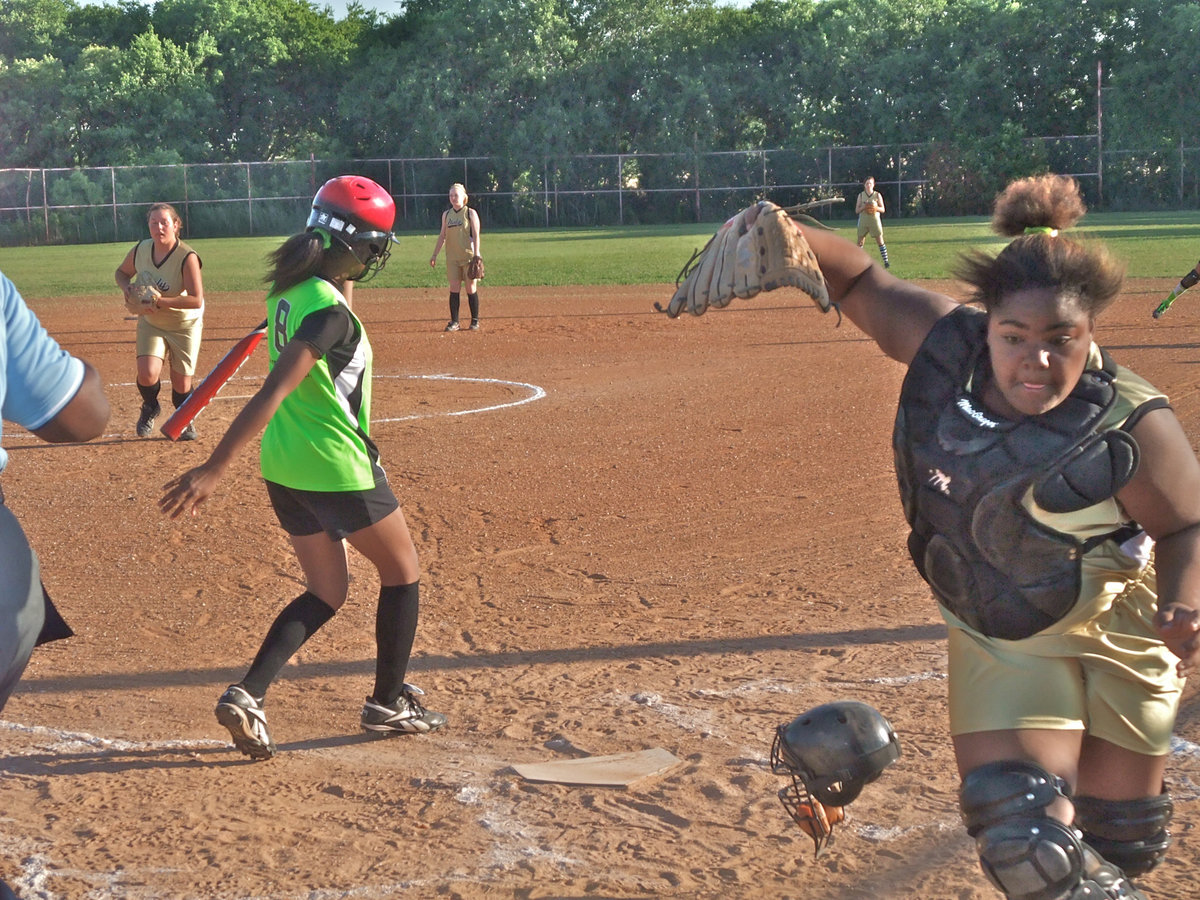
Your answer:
[512,748,682,787]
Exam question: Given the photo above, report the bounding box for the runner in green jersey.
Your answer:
[160,177,446,760]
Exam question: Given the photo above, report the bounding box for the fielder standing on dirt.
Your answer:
[429,182,483,332]
[114,202,205,440]
[663,174,1200,900]
[159,176,446,761]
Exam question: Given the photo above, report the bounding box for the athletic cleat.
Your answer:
[361,684,446,734]
[177,421,198,441]
[135,401,160,437]
[444,321,460,332]
[469,319,480,331]
[215,684,276,760]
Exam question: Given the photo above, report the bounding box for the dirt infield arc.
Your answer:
[1,282,1198,899]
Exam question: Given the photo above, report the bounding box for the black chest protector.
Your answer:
[893,307,1141,640]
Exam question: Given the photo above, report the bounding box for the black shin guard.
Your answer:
[372,582,420,705]
[241,591,336,699]
[1074,793,1173,877]
[960,761,1146,900]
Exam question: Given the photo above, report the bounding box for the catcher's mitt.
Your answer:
[126,282,161,315]
[658,200,829,319]
[467,255,485,281]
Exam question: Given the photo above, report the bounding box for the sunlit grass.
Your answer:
[3,211,1198,300]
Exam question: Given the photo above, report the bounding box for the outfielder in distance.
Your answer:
[159,175,446,761]
[1151,257,1200,318]
[662,176,1200,900]
[854,175,890,268]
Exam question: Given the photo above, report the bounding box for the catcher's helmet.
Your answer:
[306,175,397,281]
[771,700,901,807]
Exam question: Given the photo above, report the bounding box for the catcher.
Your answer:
[114,202,205,440]
[854,175,890,268]
[662,176,1200,900]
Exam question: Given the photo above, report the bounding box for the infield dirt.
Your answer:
[2,280,1198,899]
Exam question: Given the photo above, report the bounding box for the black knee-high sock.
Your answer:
[448,291,461,323]
[879,243,890,266]
[467,292,480,320]
[138,381,161,407]
[172,388,192,410]
[372,582,420,705]
[240,591,336,699]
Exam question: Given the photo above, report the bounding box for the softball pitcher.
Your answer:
[115,203,205,439]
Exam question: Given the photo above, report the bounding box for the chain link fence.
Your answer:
[2,137,1195,246]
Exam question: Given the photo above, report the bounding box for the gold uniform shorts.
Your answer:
[136,311,202,376]
[857,213,883,241]
[946,557,1183,756]
[446,257,475,286]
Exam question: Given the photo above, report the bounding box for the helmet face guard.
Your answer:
[770,701,901,855]
[306,176,399,282]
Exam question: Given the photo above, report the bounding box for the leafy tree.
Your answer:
[0,0,71,60]
[151,0,366,159]
[0,55,71,166]
[62,28,220,165]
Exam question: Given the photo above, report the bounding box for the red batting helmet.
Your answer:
[306,175,398,281]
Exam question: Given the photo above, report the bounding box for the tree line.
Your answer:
[1,0,1197,204]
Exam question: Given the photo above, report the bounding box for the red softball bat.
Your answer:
[160,320,268,441]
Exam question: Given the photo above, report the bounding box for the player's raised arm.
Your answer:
[657,200,956,367]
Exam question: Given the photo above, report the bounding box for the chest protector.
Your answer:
[893,307,1140,640]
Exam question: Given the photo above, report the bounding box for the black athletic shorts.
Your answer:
[265,476,400,540]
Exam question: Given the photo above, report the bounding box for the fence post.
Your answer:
[617,154,623,226]
[42,170,49,243]
[246,162,253,235]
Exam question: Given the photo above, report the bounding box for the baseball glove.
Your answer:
[658,200,830,319]
[126,282,160,315]
[467,255,485,281]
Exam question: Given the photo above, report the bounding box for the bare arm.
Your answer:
[470,209,481,256]
[31,362,110,443]
[159,340,319,518]
[797,223,958,366]
[1117,407,1200,675]
[430,211,448,267]
[115,247,137,299]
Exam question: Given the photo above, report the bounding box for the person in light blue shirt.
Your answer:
[1,269,108,898]
[1,269,109,708]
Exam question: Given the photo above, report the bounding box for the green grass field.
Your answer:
[2,212,1198,300]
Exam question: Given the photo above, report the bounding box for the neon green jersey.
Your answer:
[260,277,380,491]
